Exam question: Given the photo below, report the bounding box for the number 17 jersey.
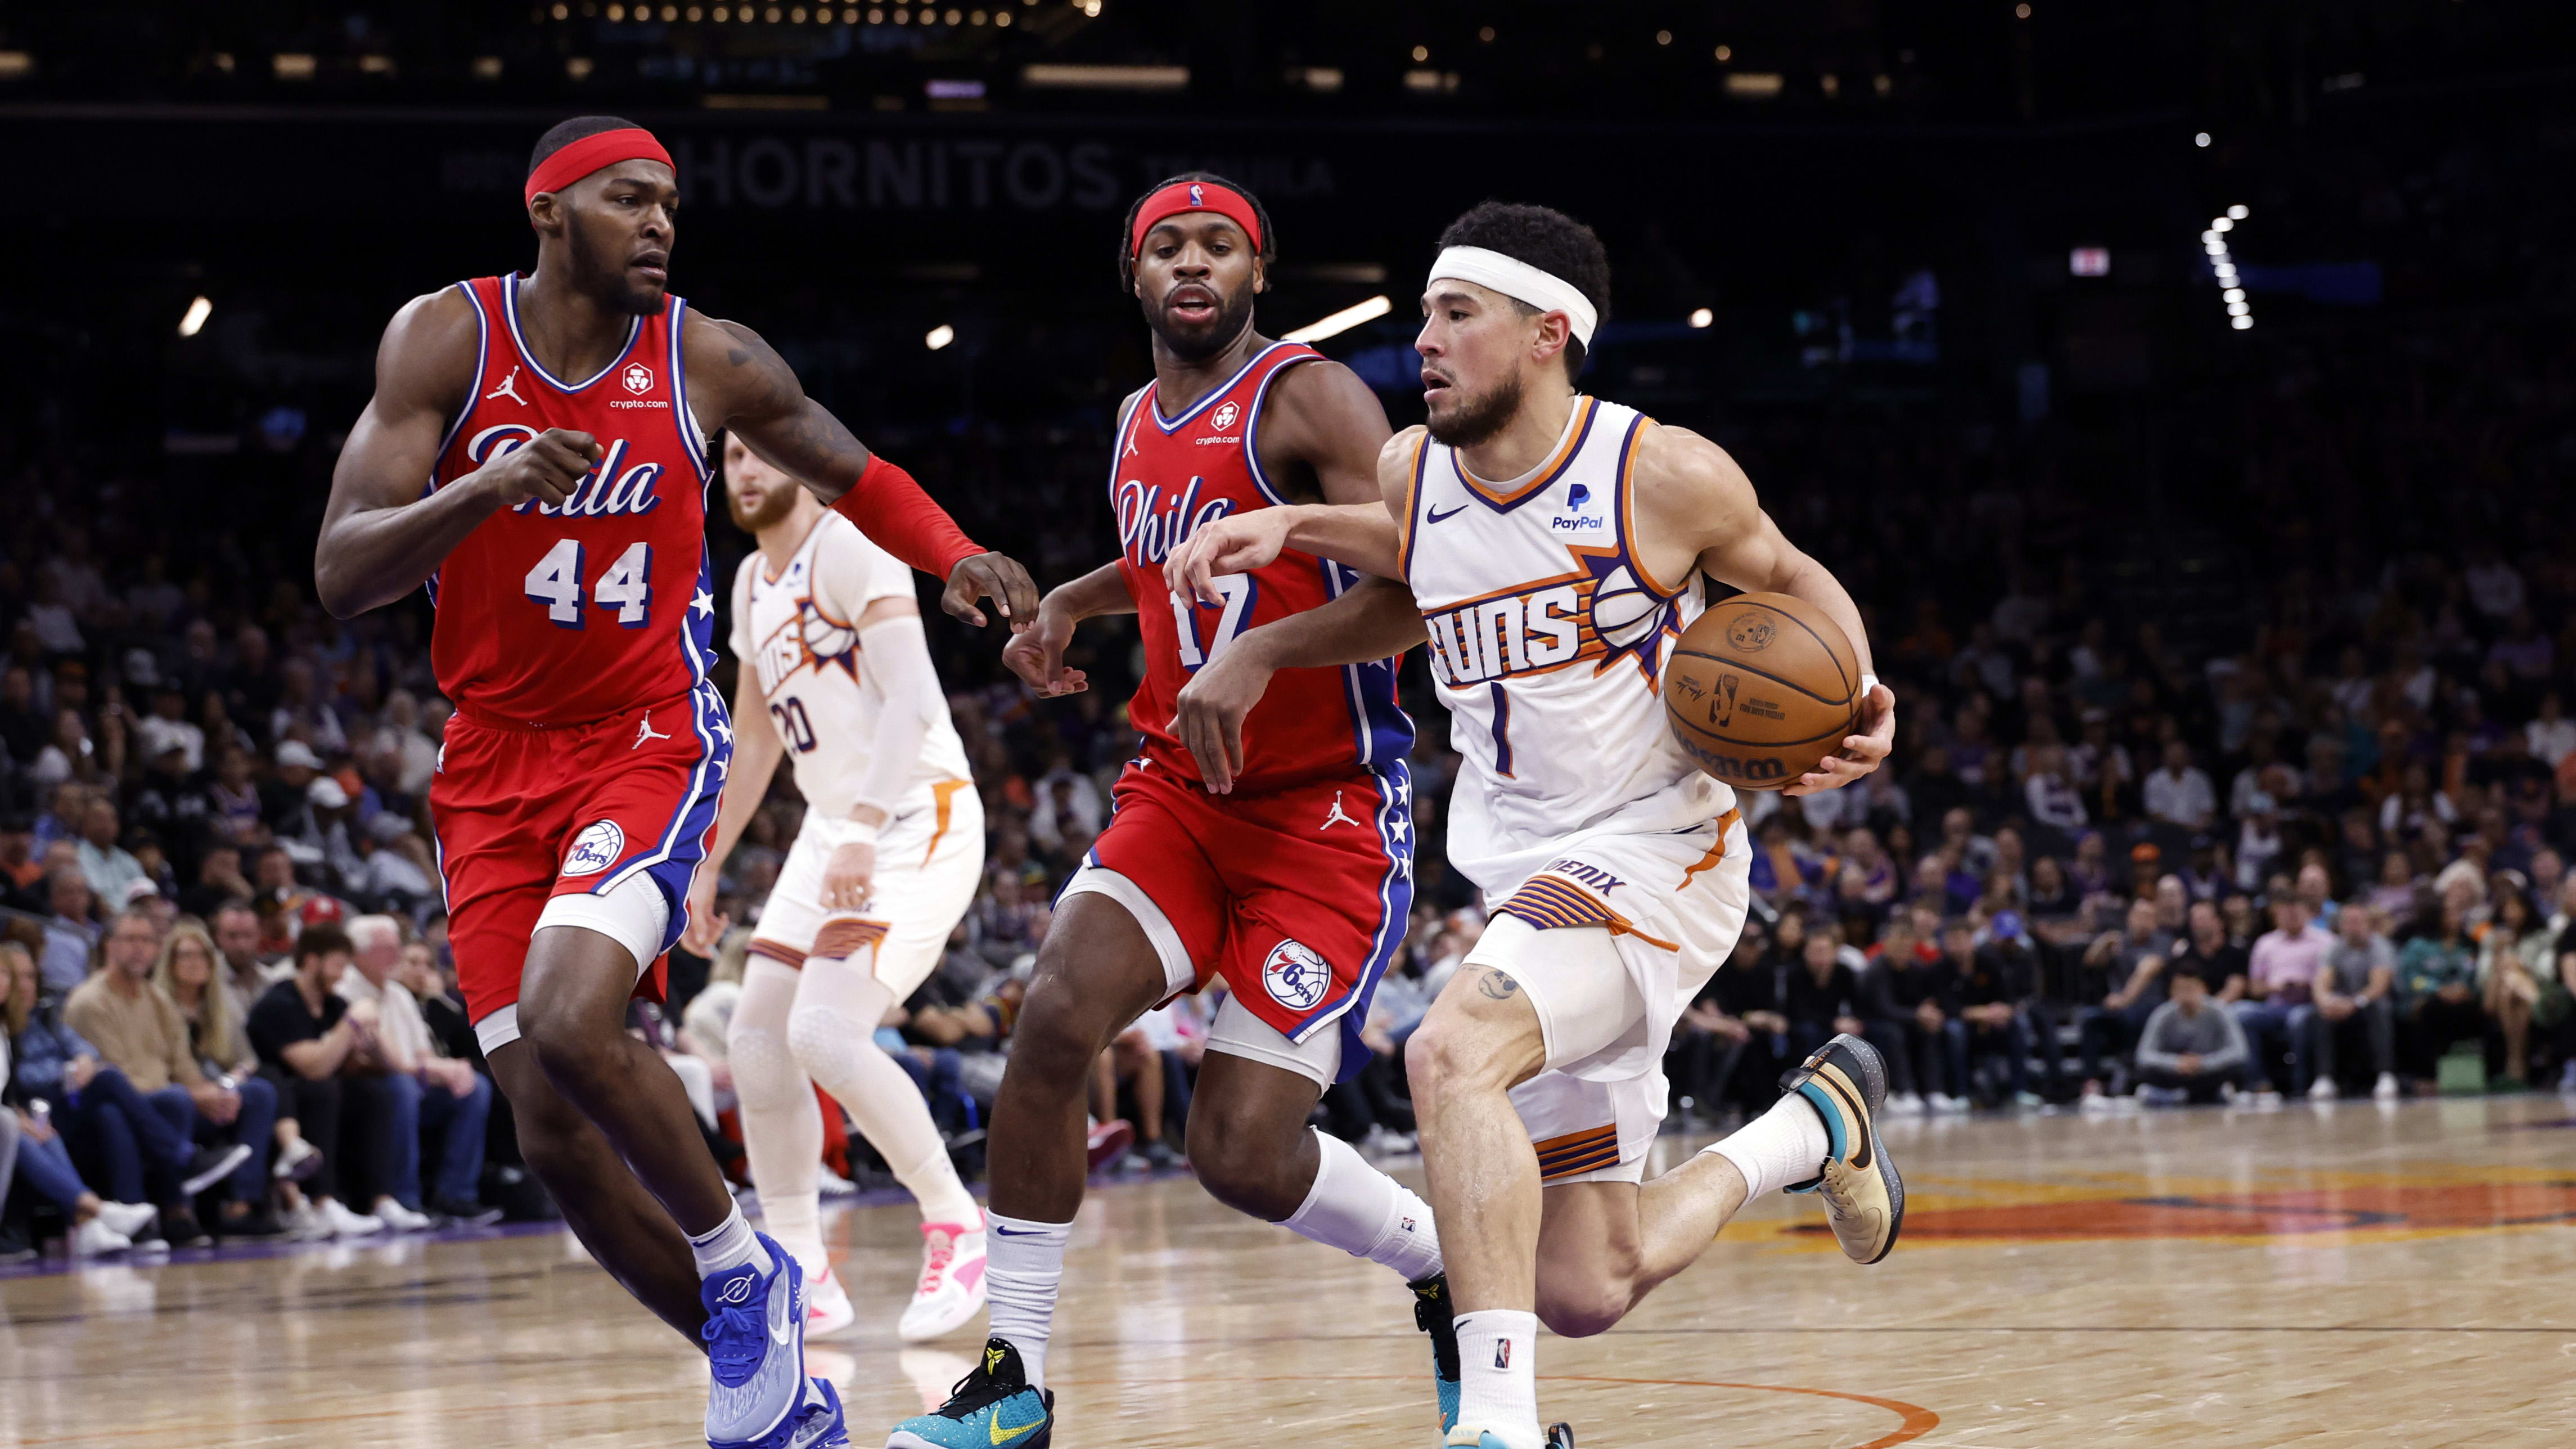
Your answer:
[425,274,718,727]
[1111,340,1412,790]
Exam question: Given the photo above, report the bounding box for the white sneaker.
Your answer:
[96,1201,160,1239]
[805,1261,856,1338]
[72,1217,134,1257]
[898,1214,988,1343]
[283,1202,330,1241]
[1929,1092,1971,1114]
[322,1199,386,1236]
[1888,1092,1928,1116]
[372,1198,435,1232]
[816,1167,860,1200]
[2306,1077,2339,1101]
[2375,1072,2402,1101]
[273,1135,322,1182]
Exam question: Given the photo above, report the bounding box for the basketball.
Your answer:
[1662,592,1862,791]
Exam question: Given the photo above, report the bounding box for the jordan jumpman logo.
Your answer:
[633,712,670,749]
[1320,790,1362,831]
[485,366,528,406]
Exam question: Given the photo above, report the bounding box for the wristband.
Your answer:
[843,816,882,846]
[1859,672,1881,701]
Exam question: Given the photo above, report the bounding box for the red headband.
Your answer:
[1128,180,1263,259]
[524,127,675,204]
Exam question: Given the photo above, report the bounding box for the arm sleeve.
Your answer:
[853,614,938,821]
[827,453,981,580]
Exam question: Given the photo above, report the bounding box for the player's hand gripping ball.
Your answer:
[1663,592,1862,792]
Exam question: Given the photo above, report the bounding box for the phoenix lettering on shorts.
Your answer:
[1543,859,1627,893]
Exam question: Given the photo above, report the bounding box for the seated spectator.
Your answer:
[2143,741,2216,831]
[2235,897,2334,1099]
[2319,902,2403,1101]
[340,916,493,1226]
[1941,921,2038,1108]
[210,899,288,1024]
[2397,882,2487,1084]
[2132,967,2248,1105]
[63,908,279,1238]
[2164,898,2249,1001]
[2076,898,2169,1095]
[157,920,326,1190]
[73,798,147,908]
[1784,924,1869,1065]
[2,1088,164,1258]
[1869,912,1963,1111]
[246,924,388,1238]
[2476,881,2561,1089]
[38,865,97,995]
[2025,744,2088,832]
[1671,918,1778,1120]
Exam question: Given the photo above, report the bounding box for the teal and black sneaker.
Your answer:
[886,1338,1052,1449]
[1411,1274,1462,1443]
[1781,1032,1904,1265]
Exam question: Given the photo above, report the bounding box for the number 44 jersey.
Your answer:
[1111,340,1412,791]
[426,274,724,728]
[730,510,971,820]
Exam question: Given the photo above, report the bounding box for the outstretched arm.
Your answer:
[1001,560,1136,699]
[316,289,600,618]
[1636,425,1893,796]
[683,311,1038,628]
[1164,362,1403,597]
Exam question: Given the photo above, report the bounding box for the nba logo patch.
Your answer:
[1261,939,1329,1011]
[622,362,654,396]
[1493,1341,1511,1370]
[1188,183,1205,205]
[1210,400,1239,432]
[561,820,626,877]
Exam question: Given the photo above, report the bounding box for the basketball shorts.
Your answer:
[430,682,729,1052]
[1467,806,1750,1185]
[749,778,983,999]
[1058,758,1413,1086]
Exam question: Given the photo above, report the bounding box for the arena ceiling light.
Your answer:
[1283,294,1390,344]
[1688,308,1714,328]
[1020,62,1185,90]
[925,323,956,350]
[2201,205,2252,331]
[177,296,212,338]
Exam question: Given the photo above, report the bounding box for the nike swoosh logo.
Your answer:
[768,1279,798,1346]
[1427,504,1468,524]
[990,1410,1044,1444]
[992,1226,1043,1237]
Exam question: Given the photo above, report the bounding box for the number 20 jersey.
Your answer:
[424,274,718,728]
[1111,340,1412,790]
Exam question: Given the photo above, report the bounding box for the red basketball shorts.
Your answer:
[1059,758,1415,1083]
[429,682,729,1042]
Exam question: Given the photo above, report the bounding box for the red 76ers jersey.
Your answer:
[423,276,719,727]
[1112,340,1411,790]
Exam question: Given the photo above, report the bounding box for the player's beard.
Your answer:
[727,479,799,533]
[568,212,667,317]
[1145,284,1257,364]
[1425,370,1525,449]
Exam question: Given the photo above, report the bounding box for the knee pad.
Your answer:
[729,1024,805,1113]
[787,1004,870,1086]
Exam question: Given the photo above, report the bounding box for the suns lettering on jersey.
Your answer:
[1420,555,1674,690]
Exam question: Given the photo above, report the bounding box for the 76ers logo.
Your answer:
[622,362,654,395]
[561,820,625,877]
[1262,939,1330,1011]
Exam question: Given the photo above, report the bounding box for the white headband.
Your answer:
[1428,245,1600,347]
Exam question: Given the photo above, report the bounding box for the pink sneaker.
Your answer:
[805,1259,855,1339]
[898,1214,988,1343]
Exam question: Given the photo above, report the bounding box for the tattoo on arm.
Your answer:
[1478,970,1522,1001]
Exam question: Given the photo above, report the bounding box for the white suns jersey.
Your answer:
[1399,396,1732,891]
[728,512,971,819]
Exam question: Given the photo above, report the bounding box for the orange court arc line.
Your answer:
[1046,1371,1939,1449]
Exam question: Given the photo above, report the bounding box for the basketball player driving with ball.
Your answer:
[1163,201,1901,1449]
[313,116,1034,1449]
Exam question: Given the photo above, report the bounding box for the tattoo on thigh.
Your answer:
[1478,970,1521,1001]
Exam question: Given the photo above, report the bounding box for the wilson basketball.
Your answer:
[1663,592,1861,791]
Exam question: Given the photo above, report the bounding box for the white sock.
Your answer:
[984,1212,1071,1388]
[1452,1308,1541,1446]
[1706,1090,1832,1200]
[758,1188,826,1280]
[687,1205,773,1279]
[1279,1128,1444,1282]
[789,954,983,1227]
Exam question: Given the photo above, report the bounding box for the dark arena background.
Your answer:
[4,4,2575,1447]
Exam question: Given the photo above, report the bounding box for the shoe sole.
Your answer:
[709,1237,809,1449]
[887,1423,1047,1449]
[897,1283,987,1344]
[182,1144,255,1198]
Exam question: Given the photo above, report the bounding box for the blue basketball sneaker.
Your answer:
[703,1232,813,1449]
[1411,1274,1461,1442]
[887,1338,1052,1449]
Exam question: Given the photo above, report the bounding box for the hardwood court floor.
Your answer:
[5,1095,2575,1448]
